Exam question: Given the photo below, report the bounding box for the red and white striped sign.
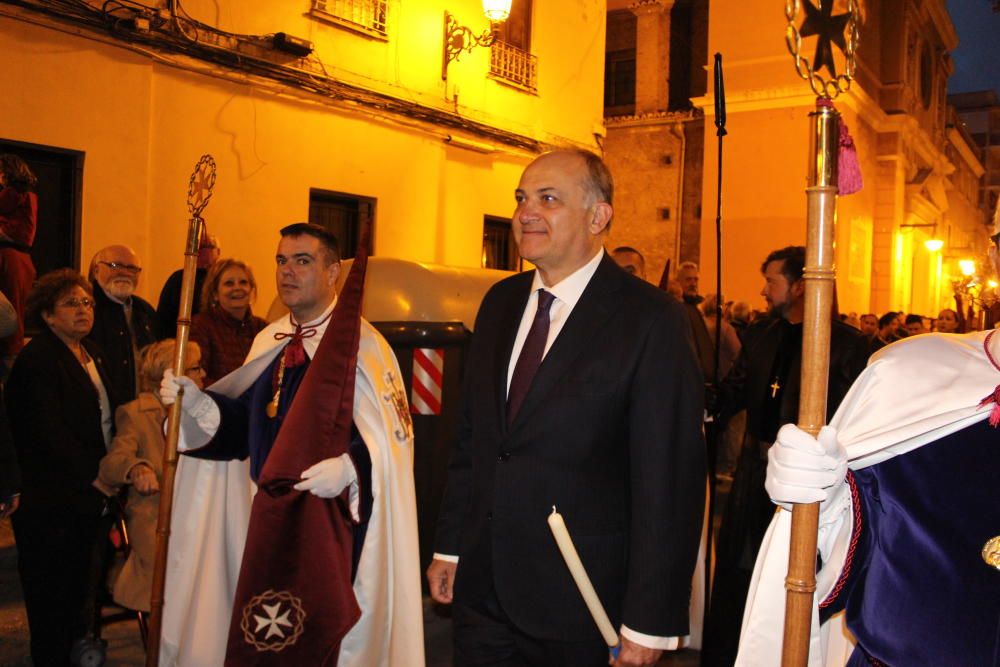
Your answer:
[411,348,444,415]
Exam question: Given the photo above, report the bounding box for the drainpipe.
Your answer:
[669,120,686,268]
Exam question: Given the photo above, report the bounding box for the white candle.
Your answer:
[547,506,619,648]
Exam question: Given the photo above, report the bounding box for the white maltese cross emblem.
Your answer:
[239,590,307,652]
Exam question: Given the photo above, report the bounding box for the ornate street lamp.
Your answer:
[442,1,513,80]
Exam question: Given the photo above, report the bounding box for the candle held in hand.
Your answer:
[546,506,619,648]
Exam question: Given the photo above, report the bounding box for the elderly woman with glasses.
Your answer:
[95,339,205,614]
[5,268,122,666]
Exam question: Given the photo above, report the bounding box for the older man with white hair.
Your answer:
[87,245,159,400]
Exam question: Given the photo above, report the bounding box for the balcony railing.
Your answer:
[490,41,537,93]
[310,0,388,39]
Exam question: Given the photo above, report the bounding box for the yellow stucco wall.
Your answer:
[0,1,606,309]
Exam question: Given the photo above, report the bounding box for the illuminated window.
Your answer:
[310,0,388,39]
[490,0,537,91]
[308,189,376,258]
[482,216,519,271]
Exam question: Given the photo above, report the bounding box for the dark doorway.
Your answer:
[308,189,376,259]
[0,139,84,275]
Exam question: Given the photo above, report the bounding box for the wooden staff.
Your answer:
[145,216,204,667]
[781,102,839,666]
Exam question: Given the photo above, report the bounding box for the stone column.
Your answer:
[630,0,674,114]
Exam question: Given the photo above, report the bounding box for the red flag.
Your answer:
[225,225,370,665]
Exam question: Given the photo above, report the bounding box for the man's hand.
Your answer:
[612,636,662,667]
[130,464,160,496]
[160,369,213,418]
[0,495,19,519]
[426,558,457,604]
[765,423,847,512]
[293,454,356,498]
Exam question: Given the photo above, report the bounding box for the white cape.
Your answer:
[735,331,997,666]
[160,308,425,666]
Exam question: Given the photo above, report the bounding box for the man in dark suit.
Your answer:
[427,150,706,667]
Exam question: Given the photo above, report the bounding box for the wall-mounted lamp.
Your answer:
[959,259,976,276]
[900,222,944,253]
[442,1,512,80]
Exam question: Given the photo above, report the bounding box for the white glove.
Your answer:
[293,454,358,499]
[159,368,216,420]
[765,424,848,514]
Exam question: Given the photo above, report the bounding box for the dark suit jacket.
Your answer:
[87,283,159,401]
[435,254,707,641]
[6,329,120,512]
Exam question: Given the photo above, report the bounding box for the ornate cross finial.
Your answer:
[786,0,860,99]
[799,0,850,78]
[187,155,217,218]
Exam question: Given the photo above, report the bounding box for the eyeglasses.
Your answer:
[56,298,95,309]
[99,260,142,274]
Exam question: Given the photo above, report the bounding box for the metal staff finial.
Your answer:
[187,154,217,218]
[785,0,860,100]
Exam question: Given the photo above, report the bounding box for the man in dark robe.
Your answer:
[702,246,868,666]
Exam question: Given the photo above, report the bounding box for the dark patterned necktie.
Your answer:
[507,289,555,424]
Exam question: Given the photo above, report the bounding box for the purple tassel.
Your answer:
[817,98,863,196]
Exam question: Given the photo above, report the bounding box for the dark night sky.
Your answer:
[947,0,1000,95]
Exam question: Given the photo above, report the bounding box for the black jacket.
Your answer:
[717,316,869,443]
[435,255,706,640]
[6,329,121,512]
[87,283,159,401]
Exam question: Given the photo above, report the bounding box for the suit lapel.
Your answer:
[507,255,624,431]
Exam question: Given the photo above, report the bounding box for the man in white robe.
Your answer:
[158,224,423,666]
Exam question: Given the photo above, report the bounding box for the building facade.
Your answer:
[695,0,988,318]
[0,0,608,308]
[601,0,707,285]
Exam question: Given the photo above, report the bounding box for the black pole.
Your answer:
[702,51,727,656]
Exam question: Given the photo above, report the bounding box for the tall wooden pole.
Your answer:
[145,216,204,667]
[781,103,839,667]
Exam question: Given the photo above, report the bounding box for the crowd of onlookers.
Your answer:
[0,152,270,664]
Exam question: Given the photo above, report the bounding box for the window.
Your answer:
[310,0,388,39]
[0,138,83,277]
[308,189,375,259]
[604,49,636,111]
[604,10,636,115]
[919,42,933,110]
[490,0,537,91]
[482,216,519,271]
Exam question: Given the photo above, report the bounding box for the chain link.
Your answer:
[785,0,859,100]
[187,154,217,217]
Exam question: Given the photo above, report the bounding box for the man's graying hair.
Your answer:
[567,149,614,206]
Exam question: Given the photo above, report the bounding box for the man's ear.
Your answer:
[589,202,613,235]
[327,261,341,287]
[792,278,806,298]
